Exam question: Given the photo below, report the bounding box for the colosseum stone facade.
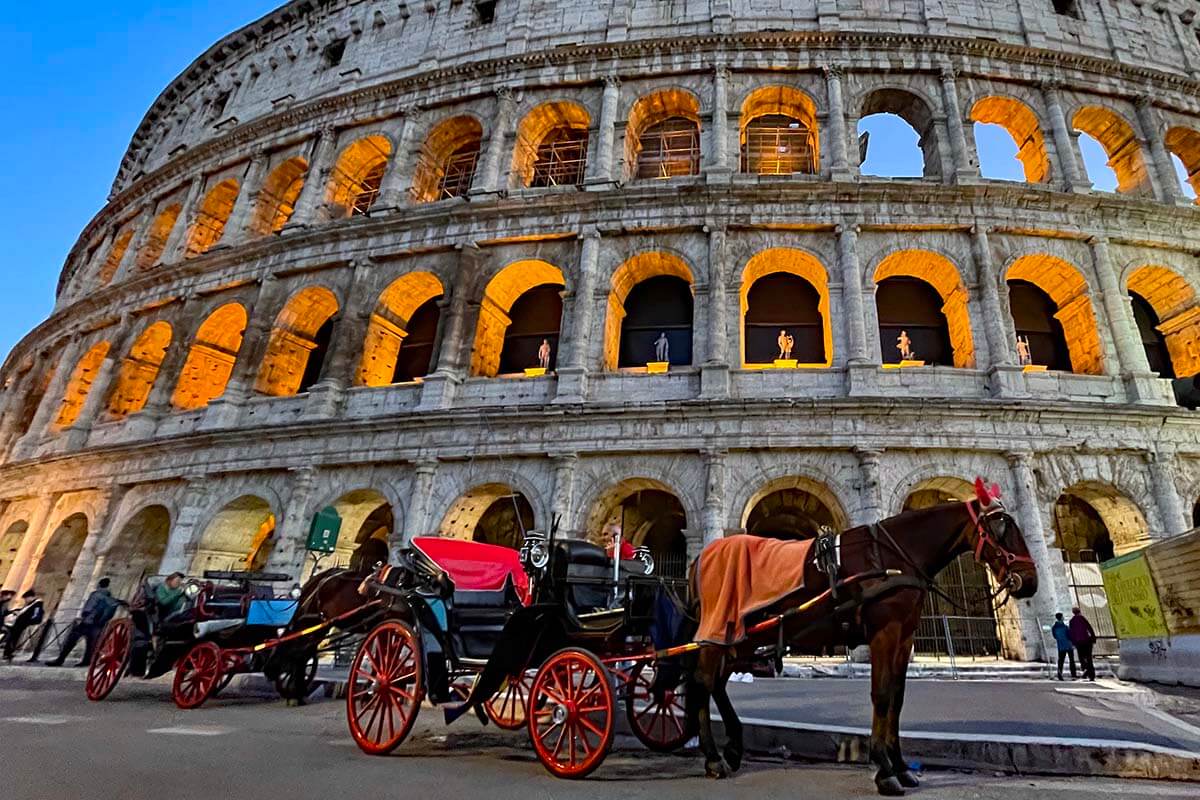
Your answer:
[3,0,1200,661]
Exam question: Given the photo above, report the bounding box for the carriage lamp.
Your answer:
[184,582,202,599]
[290,585,303,600]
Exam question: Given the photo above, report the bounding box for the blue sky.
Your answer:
[0,5,1191,365]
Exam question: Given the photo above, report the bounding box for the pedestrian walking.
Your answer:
[1051,612,1076,680]
[2,589,45,661]
[1068,606,1097,681]
[47,578,119,667]
[0,588,14,620]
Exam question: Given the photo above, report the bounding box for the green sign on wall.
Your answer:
[306,507,342,554]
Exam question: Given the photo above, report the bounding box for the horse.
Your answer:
[681,482,1039,796]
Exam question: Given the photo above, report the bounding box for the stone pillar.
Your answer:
[63,318,135,447]
[163,175,206,263]
[1135,97,1185,205]
[420,246,483,409]
[556,230,600,403]
[1040,82,1087,193]
[972,227,1025,398]
[376,108,422,210]
[708,65,732,177]
[701,224,731,398]
[222,151,271,245]
[14,336,82,458]
[549,454,578,537]
[1005,450,1064,661]
[587,76,621,186]
[1145,450,1190,537]
[837,225,869,366]
[402,460,438,547]
[473,88,517,195]
[160,478,211,575]
[111,210,150,284]
[701,449,728,545]
[284,127,337,230]
[306,260,375,416]
[267,467,318,579]
[0,352,47,453]
[52,486,126,625]
[1,492,58,591]
[201,276,283,428]
[1089,237,1166,404]
[939,67,977,182]
[824,66,853,181]
[125,305,195,436]
[854,447,884,526]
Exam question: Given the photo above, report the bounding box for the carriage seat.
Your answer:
[553,540,614,614]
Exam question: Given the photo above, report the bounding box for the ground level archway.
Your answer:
[0,520,28,587]
[36,513,89,618]
[105,506,170,601]
[583,478,688,577]
[439,484,534,551]
[741,476,846,540]
[327,489,394,573]
[191,496,276,575]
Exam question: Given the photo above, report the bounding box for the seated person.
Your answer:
[603,522,636,562]
[155,572,192,627]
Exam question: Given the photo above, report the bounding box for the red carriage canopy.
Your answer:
[411,537,531,605]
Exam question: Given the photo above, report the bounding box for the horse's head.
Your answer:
[966,478,1038,600]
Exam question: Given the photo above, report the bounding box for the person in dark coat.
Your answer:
[1051,612,1076,680]
[2,589,45,661]
[1068,606,1097,681]
[0,589,14,621]
[47,578,118,667]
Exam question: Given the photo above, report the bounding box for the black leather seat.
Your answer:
[449,577,521,659]
[553,540,614,614]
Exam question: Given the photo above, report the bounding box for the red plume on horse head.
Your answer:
[974,476,1002,507]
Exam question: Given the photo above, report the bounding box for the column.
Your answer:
[555,230,599,403]
[111,210,150,284]
[163,175,206,263]
[128,304,194,433]
[52,486,125,624]
[284,126,337,230]
[267,467,318,578]
[854,447,884,526]
[419,246,481,409]
[1135,97,1185,204]
[1145,450,1189,536]
[1006,450,1066,661]
[402,460,438,546]
[14,336,81,457]
[0,355,43,453]
[306,261,375,416]
[587,76,621,185]
[1089,237,1150,376]
[971,227,1016,366]
[708,65,732,175]
[473,88,517,195]
[201,276,282,428]
[701,449,728,546]
[160,478,211,574]
[1040,81,1087,193]
[938,67,976,182]
[222,151,271,245]
[837,224,870,366]
[701,224,731,399]
[549,454,578,536]
[1,492,58,591]
[824,66,852,180]
[377,106,422,209]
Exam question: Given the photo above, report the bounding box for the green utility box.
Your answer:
[307,506,343,553]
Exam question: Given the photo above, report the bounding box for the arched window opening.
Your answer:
[393,299,441,383]
[471,261,566,378]
[1007,255,1104,375]
[532,126,588,187]
[619,276,693,368]
[970,96,1050,184]
[1130,292,1175,379]
[97,229,134,286]
[37,514,89,619]
[173,303,248,410]
[1126,265,1200,381]
[1165,127,1200,201]
[13,361,55,439]
[412,116,483,202]
[1007,279,1073,372]
[192,495,277,574]
[324,490,394,576]
[499,285,563,374]
[1077,132,1120,192]
[514,101,591,188]
[108,322,173,419]
[584,479,689,578]
[358,272,445,387]
[440,484,534,550]
[626,88,702,181]
[256,287,340,397]
[876,277,953,366]
[136,205,182,270]
[1073,107,1151,195]
[739,86,819,175]
[299,317,335,393]
[742,477,847,542]
[106,506,170,601]
[0,520,28,586]
[249,158,308,237]
[54,341,111,429]
[858,90,940,179]
[327,136,392,218]
[744,273,825,365]
[186,179,240,257]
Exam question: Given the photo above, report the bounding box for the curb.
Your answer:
[727,717,1200,782]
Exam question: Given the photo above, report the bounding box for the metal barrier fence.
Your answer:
[2,607,79,662]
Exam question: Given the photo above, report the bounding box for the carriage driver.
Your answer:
[603,522,636,562]
[156,573,188,622]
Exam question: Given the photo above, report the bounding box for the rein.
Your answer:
[868,522,971,614]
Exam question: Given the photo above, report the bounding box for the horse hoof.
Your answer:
[723,746,744,773]
[705,759,731,779]
[876,776,905,796]
[897,770,920,788]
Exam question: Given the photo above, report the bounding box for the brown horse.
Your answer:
[683,485,1038,796]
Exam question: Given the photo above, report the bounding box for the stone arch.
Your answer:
[104,505,171,601]
[1072,106,1151,195]
[192,494,277,574]
[471,260,566,377]
[185,178,240,256]
[859,87,942,179]
[173,303,248,411]
[248,157,308,237]
[256,286,341,397]
[136,204,182,270]
[873,250,975,368]
[0,520,28,586]
[740,247,832,367]
[437,483,535,550]
[412,115,484,202]
[1125,264,1200,379]
[324,488,396,571]
[53,340,111,430]
[970,95,1051,184]
[604,252,695,370]
[1005,254,1104,375]
[1165,126,1200,200]
[1053,480,1150,559]
[902,476,975,509]
[514,100,591,188]
[108,321,173,418]
[582,477,689,577]
[358,272,445,386]
[739,85,819,175]
[96,228,134,287]
[740,475,849,539]
[326,135,392,218]
[626,88,702,180]
[35,512,89,617]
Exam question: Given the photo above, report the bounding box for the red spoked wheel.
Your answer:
[86,618,133,702]
[625,661,694,752]
[485,671,532,731]
[528,649,615,779]
[173,642,224,710]
[346,620,424,756]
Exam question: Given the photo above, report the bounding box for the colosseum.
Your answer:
[2,0,1200,662]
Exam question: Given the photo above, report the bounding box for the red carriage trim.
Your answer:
[411,537,531,605]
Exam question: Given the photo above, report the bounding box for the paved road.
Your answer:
[1,677,1197,800]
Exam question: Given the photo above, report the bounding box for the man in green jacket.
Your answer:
[155,573,187,619]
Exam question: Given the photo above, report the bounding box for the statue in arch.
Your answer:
[1016,335,1032,366]
[654,332,670,363]
[777,329,794,361]
[537,339,551,370]
[897,330,915,361]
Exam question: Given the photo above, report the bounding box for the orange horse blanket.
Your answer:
[695,535,813,645]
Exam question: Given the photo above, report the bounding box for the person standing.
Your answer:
[1068,606,1097,681]
[47,578,118,667]
[0,589,14,621]
[1051,612,1076,680]
[2,589,44,661]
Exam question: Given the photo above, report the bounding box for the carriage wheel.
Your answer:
[625,661,694,752]
[529,649,615,779]
[485,671,532,731]
[275,653,320,700]
[86,618,133,702]
[172,642,224,710]
[346,620,424,755]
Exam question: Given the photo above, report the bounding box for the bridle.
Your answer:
[963,500,1036,605]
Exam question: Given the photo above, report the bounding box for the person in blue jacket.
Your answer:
[1051,612,1076,680]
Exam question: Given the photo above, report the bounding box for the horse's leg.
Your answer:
[869,623,905,797]
[711,669,744,773]
[887,622,920,788]
[688,647,730,779]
